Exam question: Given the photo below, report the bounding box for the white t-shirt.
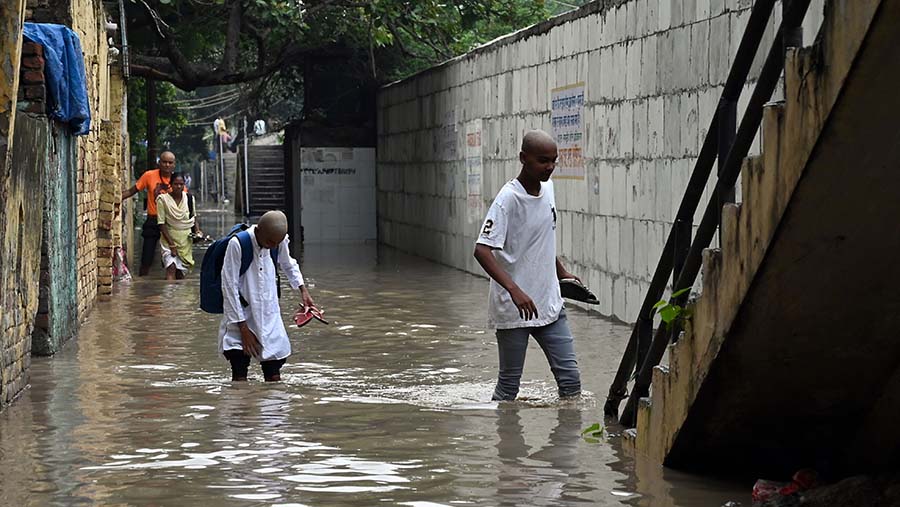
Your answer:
[476,178,563,329]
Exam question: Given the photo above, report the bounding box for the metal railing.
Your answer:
[605,0,812,428]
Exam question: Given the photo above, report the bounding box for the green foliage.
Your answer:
[127,0,563,88]
[652,287,693,330]
[125,0,586,167]
[127,78,188,175]
[371,0,552,80]
[546,0,593,15]
[581,423,605,444]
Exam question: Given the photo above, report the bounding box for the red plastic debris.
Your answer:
[752,469,819,503]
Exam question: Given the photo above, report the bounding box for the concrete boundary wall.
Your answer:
[376,0,823,323]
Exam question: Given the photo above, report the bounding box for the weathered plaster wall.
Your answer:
[32,123,79,356]
[6,114,47,369]
[377,0,823,323]
[14,40,79,357]
[69,0,111,318]
[0,0,29,408]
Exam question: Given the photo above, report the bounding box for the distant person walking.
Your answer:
[157,172,201,281]
[473,130,582,401]
[219,210,316,381]
[122,151,178,276]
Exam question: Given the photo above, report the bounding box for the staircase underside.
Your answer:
[666,0,900,476]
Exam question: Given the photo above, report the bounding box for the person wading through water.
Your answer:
[122,151,178,276]
[157,172,202,280]
[473,129,582,401]
[218,210,317,381]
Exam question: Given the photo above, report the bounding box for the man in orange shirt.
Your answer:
[122,151,177,276]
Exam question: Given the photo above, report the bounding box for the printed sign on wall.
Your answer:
[435,109,458,161]
[465,119,483,223]
[299,147,376,242]
[551,82,586,179]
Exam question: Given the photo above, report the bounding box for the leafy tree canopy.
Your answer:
[125,0,591,164]
[127,0,590,90]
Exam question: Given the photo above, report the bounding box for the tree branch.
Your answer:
[219,0,243,73]
[137,0,200,84]
[396,19,452,60]
[385,19,422,59]
[243,18,268,71]
[127,0,387,90]
[130,63,186,87]
[368,2,377,80]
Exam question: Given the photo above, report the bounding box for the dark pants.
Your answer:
[140,215,160,276]
[223,350,286,381]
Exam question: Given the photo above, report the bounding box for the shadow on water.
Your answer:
[0,208,748,506]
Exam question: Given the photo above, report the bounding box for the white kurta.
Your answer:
[218,226,305,361]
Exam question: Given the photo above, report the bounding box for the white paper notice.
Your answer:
[551,82,586,179]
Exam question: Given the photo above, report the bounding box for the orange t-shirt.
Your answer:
[135,169,171,216]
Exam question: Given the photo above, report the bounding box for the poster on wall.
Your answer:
[465,119,483,223]
[435,109,458,161]
[550,82,586,179]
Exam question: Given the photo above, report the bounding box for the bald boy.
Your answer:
[122,151,178,276]
[219,211,316,381]
[473,130,582,400]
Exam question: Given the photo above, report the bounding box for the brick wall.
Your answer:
[18,42,45,114]
[0,0,28,409]
[68,0,112,318]
[376,0,825,323]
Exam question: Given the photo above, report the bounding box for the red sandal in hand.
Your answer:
[293,306,330,328]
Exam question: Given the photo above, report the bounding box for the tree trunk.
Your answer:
[146,78,158,171]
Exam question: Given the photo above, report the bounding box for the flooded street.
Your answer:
[0,211,747,506]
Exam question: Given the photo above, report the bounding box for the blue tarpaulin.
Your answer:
[22,22,91,136]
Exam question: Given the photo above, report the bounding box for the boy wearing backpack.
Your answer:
[217,210,315,381]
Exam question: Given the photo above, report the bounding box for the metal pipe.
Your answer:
[243,116,250,218]
[118,0,129,79]
[784,0,805,50]
[219,134,225,204]
[717,98,737,247]
[200,160,206,203]
[670,217,691,343]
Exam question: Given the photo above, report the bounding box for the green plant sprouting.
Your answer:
[652,287,693,330]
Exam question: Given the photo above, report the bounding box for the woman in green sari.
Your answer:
[157,172,201,280]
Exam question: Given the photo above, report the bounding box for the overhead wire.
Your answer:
[174,93,242,110]
[165,88,241,105]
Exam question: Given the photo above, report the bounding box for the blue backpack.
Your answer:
[199,224,280,313]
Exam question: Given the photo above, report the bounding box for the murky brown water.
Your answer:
[0,210,748,506]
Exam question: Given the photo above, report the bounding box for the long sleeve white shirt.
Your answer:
[218,226,304,361]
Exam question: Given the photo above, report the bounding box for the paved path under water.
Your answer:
[0,210,747,506]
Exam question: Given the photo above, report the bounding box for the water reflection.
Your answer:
[494,407,585,505]
[0,209,749,506]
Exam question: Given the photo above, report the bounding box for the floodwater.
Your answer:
[0,210,748,506]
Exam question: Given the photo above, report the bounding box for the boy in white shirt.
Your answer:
[473,130,582,400]
[219,210,316,381]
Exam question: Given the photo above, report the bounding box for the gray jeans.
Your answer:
[493,310,581,400]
